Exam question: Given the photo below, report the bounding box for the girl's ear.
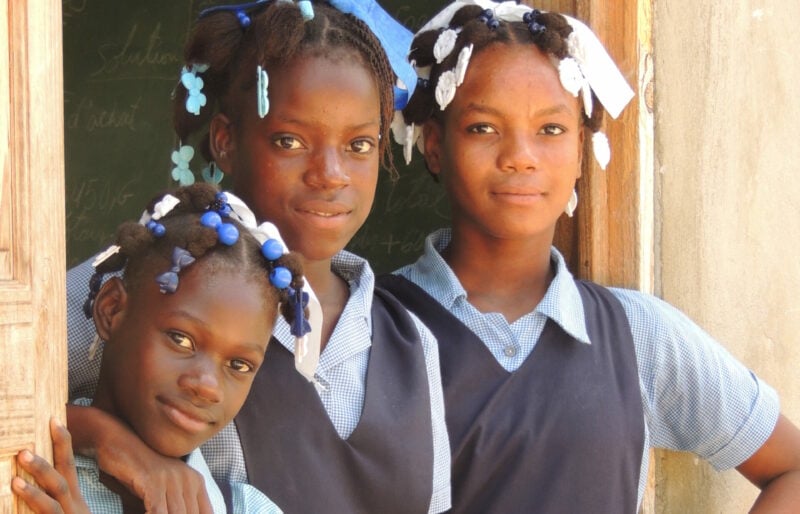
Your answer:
[422,119,444,177]
[210,113,235,178]
[92,277,129,342]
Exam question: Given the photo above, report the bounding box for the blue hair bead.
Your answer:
[488,18,500,29]
[270,266,292,289]
[217,223,239,246]
[261,238,283,261]
[528,21,545,35]
[149,222,166,237]
[201,211,222,228]
[235,10,251,27]
[522,11,533,23]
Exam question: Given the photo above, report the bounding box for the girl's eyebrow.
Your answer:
[170,309,267,354]
[272,114,381,132]
[463,102,575,118]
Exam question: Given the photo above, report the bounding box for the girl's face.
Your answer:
[424,43,584,243]
[216,53,382,262]
[95,260,273,458]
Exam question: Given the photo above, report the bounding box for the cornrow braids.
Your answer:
[85,183,306,331]
[403,6,604,132]
[173,0,399,178]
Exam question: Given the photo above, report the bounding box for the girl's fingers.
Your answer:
[11,475,64,514]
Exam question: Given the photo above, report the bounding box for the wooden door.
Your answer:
[0,1,66,512]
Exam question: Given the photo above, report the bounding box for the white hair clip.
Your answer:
[435,69,458,110]
[558,57,583,97]
[91,245,122,268]
[454,44,473,86]
[434,28,460,63]
[592,132,611,170]
[257,65,270,118]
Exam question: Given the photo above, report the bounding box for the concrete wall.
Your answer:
[654,1,800,511]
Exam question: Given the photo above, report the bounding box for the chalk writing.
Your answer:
[66,95,142,132]
[92,23,181,78]
[62,0,88,25]
[68,176,139,216]
[382,173,449,218]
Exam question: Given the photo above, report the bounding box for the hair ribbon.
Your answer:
[328,0,417,109]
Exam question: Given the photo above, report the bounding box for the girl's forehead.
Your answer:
[458,43,562,97]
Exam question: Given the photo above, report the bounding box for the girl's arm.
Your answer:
[67,403,214,514]
[737,414,800,512]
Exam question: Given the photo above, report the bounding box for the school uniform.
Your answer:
[379,228,780,513]
[66,250,451,513]
[71,399,282,514]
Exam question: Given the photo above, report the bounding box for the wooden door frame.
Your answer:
[2,1,66,511]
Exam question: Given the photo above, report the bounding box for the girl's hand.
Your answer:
[12,418,90,514]
[67,404,213,514]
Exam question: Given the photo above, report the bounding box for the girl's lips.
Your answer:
[295,201,354,228]
[158,398,214,435]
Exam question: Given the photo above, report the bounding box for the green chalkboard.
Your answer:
[63,0,450,273]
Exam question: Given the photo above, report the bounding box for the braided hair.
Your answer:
[403,6,604,132]
[85,183,305,329]
[173,0,399,177]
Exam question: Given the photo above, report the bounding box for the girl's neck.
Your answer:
[299,257,349,351]
[443,227,555,323]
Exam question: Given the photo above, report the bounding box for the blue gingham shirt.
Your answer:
[72,399,282,514]
[395,228,781,508]
[66,250,451,513]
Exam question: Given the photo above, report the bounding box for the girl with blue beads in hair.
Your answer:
[379,1,800,512]
[60,1,451,513]
[14,183,303,513]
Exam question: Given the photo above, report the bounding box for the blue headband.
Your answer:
[198,0,415,110]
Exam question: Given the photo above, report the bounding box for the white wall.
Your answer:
[654,0,800,511]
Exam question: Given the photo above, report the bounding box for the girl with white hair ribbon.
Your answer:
[381,1,800,512]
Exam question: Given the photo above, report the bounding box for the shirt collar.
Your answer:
[406,228,591,345]
[273,249,374,355]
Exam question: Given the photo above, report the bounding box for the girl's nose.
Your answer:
[305,147,350,189]
[498,132,539,173]
[178,358,223,404]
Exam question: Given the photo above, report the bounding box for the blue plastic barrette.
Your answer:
[155,247,196,294]
[288,287,312,337]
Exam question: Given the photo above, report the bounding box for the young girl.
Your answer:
[17,183,302,513]
[379,1,800,512]
[64,1,450,513]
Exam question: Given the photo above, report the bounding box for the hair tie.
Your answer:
[198,0,269,26]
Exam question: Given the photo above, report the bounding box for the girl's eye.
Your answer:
[540,125,566,136]
[273,135,304,150]
[228,359,255,373]
[168,331,194,351]
[348,139,375,155]
[467,124,497,135]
